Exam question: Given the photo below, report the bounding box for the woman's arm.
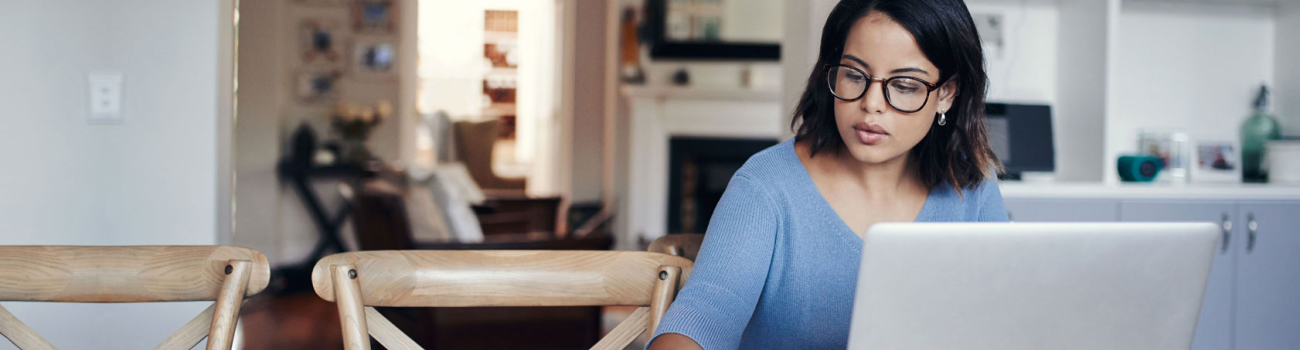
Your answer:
[976,177,1009,222]
[645,174,780,350]
[648,333,705,350]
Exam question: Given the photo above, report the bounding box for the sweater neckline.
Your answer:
[777,139,947,249]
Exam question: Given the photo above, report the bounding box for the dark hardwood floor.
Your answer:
[240,292,345,350]
[238,292,626,350]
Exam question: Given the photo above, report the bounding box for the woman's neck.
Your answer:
[826,145,921,200]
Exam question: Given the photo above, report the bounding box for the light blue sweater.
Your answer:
[649,139,1009,350]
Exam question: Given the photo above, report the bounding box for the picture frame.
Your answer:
[300,19,344,64]
[644,0,781,61]
[296,69,343,102]
[351,38,398,80]
[351,0,397,35]
[1138,131,1191,183]
[1192,140,1242,183]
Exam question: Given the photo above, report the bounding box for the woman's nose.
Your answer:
[860,80,888,114]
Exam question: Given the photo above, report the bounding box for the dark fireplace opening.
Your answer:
[668,137,779,234]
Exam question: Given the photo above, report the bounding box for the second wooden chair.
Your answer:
[311,250,693,350]
[647,234,704,262]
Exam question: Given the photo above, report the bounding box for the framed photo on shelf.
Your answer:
[1138,131,1191,182]
[300,19,344,64]
[296,69,343,102]
[351,38,397,80]
[351,0,397,34]
[1192,140,1242,183]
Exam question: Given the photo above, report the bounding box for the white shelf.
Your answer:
[1124,0,1285,6]
[1000,182,1300,201]
[959,0,1300,182]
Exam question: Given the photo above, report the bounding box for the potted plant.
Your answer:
[332,100,391,164]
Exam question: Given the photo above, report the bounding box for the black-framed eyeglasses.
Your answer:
[825,64,939,113]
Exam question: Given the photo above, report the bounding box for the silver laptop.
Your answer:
[848,223,1219,350]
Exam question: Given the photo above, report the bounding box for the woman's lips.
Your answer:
[853,123,889,145]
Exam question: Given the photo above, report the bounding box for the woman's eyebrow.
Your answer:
[842,54,932,77]
[890,67,931,76]
[842,54,870,68]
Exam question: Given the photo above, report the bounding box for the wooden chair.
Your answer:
[648,234,704,262]
[311,250,693,350]
[0,246,270,350]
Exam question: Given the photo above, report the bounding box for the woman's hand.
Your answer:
[648,333,704,350]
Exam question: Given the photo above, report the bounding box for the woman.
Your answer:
[648,1,1006,349]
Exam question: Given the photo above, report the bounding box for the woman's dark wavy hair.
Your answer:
[792,0,1002,191]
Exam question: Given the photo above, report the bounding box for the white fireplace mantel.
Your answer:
[620,85,786,246]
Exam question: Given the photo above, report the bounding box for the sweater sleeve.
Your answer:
[975,178,1010,222]
[647,174,779,350]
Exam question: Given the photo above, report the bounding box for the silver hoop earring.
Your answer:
[938,111,947,126]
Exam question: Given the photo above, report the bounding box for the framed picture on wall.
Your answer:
[300,19,344,64]
[1192,140,1242,183]
[296,70,343,102]
[351,0,397,34]
[351,38,397,80]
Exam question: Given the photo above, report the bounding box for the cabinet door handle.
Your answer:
[1246,213,1258,253]
[1220,214,1232,255]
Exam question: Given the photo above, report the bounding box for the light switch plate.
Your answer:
[88,72,123,124]
[972,13,1005,59]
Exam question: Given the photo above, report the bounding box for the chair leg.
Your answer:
[208,260,251,350]
[0,304,57,350]
[333,264,371,350]
[364,307,424,350]
[153,304,216,350]
[648,266,682,334]
[590,307,649,350]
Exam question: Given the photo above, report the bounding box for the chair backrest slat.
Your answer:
[648,234,704,262]
[0,246,270,303]
[311,250,693,307]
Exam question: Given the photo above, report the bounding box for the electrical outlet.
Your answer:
[88,72,123,124]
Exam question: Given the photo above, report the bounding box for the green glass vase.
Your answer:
[1241,86,1281,182]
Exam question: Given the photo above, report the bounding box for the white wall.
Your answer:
[0,1,226,349]
[967,1,1059,104]
[781,0,840,140]
[1278,2,1300,136]
[1054,0,1116,182]
[1106,2,1276,183]
[571,0,609,204]
[233,0,289,266]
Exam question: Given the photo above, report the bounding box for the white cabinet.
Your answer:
[1119,201,1236,350]
[1234,202,1300,350]
[1001,184,1300,350]
[1004,199,1119,222]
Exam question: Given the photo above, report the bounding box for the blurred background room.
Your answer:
[2,0,1299,349]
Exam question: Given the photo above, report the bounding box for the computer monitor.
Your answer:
[985,103,1055,180]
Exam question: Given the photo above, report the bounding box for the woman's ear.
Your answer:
[936,78,960,112]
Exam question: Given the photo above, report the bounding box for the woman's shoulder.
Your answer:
[714,139,809,213]
[732,139,803,184]
[931,175,1007,221]
[934,174,1001,199]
